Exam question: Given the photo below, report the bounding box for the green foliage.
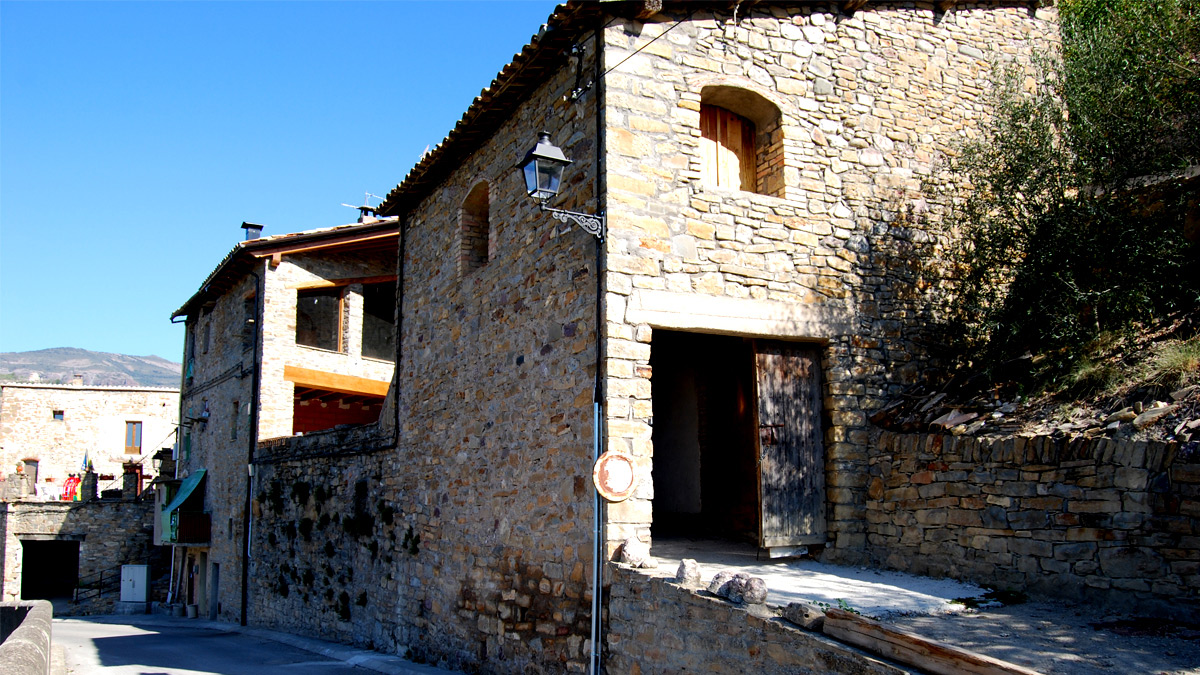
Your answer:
[1059,0,1200,184]
[943,0,1200,382]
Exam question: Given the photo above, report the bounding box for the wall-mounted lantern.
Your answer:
[517,132,604,241]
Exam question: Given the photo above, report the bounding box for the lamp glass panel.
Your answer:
[523,162,539,196]
[538,160,563,197]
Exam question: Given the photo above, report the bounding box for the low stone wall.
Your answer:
[0,600,52,675]
[865,432,1200,619]
[605,566,910,674]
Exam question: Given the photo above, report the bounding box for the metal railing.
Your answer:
[73,551,166,604]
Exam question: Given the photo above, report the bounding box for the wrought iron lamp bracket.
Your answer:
[540,202,605,241]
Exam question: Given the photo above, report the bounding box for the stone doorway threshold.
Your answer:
[650,537,1200,674]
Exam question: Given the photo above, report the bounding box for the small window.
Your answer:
[52,410,64,421]
[296,288,342,351]
[202,320,211,354]
[125,421,143,455]
[459,181,491,276]
[362,282,396,361]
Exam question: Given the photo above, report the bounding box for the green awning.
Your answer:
[161,469,205,542]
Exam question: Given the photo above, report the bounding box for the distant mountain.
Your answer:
[0,348,181,389]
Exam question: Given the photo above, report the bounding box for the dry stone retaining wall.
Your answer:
[867,432,1200,619]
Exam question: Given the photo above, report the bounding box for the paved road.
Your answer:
[55,615,453,675]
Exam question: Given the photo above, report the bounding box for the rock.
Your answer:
[1134,401,1144,414]
[619,538,657,569]
[783,602,825,630]
[1134,405,1176,429]
[707,570,736,594]
[710,571,768,604]
[1104,408,1136,424]
[1170,385,1198,402]
[675,558,701,586]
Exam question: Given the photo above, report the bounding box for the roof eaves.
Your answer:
[171,219,401,320]
[376,1,595,217]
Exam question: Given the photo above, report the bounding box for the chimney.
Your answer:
[70,374,83,386]
[241,222,265,241]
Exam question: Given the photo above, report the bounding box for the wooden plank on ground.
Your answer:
[822,608,1044,675]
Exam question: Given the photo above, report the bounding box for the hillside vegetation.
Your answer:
[903,0,1200,441]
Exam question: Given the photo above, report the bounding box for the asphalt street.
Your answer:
[54,615,454,675]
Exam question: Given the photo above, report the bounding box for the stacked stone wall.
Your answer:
[247,428,399,652]
[599,2,1059,558]
[0,500,156,603]
[178,269,259,622]
[605,565,909,674]
[383,33,605,673]
[867,432,1200,620]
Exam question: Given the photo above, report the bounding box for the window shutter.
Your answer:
[700,105,757,192]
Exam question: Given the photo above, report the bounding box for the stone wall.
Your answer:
[605,565,909,674]
[599,3,1059,558]
[0,499,156,603]
[867,432,1200,620]
[176,232,397,622]
[247,427,399,652]
[0,384,179,499]
[375,26,605,675]
[0,600,52,675]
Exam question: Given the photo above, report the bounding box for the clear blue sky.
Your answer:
[1,0,559,362]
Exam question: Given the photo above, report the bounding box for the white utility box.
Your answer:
[120,564,150,602]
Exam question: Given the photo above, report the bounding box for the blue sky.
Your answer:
[1,0,559,361]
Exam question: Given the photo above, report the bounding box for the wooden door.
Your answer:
[754,342,826,549]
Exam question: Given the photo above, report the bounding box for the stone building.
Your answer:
[228,2,1069,672]
[166,219,398,621]
[0,382,179,501]
[0,383,175,605]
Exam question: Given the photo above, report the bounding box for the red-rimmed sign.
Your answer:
[593,451,637,502]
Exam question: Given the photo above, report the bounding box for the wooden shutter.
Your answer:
[700,105,757,192]
[754,342,826,548]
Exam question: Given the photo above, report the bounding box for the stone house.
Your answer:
[226,1,1071,672]
[0,382,179,500]
[0,382,177,603]
[165,219,399,620]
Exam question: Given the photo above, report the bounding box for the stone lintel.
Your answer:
[624,289,851,340]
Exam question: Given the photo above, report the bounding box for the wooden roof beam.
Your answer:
[842,0,869,13]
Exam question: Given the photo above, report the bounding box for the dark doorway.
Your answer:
[20,539,80,599]
[651,331,759,543]
[650,331,826,552]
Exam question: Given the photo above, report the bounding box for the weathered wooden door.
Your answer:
[754,341,826,549]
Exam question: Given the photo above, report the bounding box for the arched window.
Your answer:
[459,181,490,276]
[699,86,785,198]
